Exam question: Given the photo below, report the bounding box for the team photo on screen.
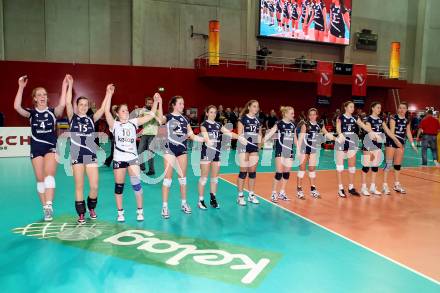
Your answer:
[259,0,352,45]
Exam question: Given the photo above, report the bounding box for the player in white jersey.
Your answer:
[104,84,160,222]
[13,75,67,221]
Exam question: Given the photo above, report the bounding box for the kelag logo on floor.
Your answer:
[12,217,281,287]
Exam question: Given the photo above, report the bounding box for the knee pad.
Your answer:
[362,166,370,173]
[238,172,247,179]
[130,176,142,192]
[248,172,256,179]
[199,177,208,186]
[178,177,187,185]
[348,167,356,174]
[371,167,379,173]
[309,171,316,179]
[115,183,124,194]
[297,171,305,178]
[163,178,172,187]
[87,196,97,209]
[211,177,219,184]
[75,200,86,215]
[283,172,290,180]
[384,160,393,171]
[336,165,344,172]
[275,172,283,181]
[37,182,45,194]
[44,176,55,189]
[394,165,401,171]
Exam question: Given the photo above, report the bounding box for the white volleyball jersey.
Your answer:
[112,119,139,162]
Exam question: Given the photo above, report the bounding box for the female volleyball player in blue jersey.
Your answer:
[360,102,402,196]
[329,0,350,44]
[263,106,297,202]
[335,101,371,197]
[236,100,262,206]
[65,76,111,224]
[13,75,67,221]
[197,105,246,210]
[104,85,159,222]
[310,0,328,42]
[158,96,208,219]
[297,108,335,199]
[383,102,418,194]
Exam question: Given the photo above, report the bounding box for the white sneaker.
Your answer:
[278,191,290,201]
[44,204,53,222]
[237,196,246,206]
[117,210,125,222]
[181,202,192,214]
[248,194,260,204]
[382,184,391,195]
[136,209,144,221]
[297,187,305,199]
[393,184,406,194]
[434,160,440,167]
[198,200,208,210]
[270,192,278,203]
[310,188,320,198]
[161,206,170,219]
[370,187,382,196]
[361,187,370,196]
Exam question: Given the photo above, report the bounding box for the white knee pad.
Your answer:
[44,176,55,189]
[297,171,305,178]
[211,177,219,184]
[199,177,208,186]
[348,167,356,174]
[163,178,172,187]
[336,165,344,172]
[37,182,45,193]
[178,177,187,186]
[309,171,316,179]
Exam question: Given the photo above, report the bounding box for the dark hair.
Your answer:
[240,100,259,117]
[169,96,184,112]
[340,0,346,11]
[427,109,434,115]
[115,104,128,114]
[76,96,89,106]
[369,102,381,115]
[205,105,217,114]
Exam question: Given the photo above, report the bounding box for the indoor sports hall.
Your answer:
[1,1,439,292]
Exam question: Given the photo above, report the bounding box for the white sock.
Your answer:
[249,191,254,196]
[238,191,244,197]
[370,183,376,190]
[163,202,168,208]
[181,200,187,205]
[199,196,204,201]
[338,184,344,190]
[348,184,354,190]
[280,190,285,194]
[362,184,367,189]
[46,201,52,206]
[395,181,400,186]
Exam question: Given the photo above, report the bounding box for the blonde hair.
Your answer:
[280,106,294,118]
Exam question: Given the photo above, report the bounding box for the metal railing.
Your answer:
[195,52,408,80]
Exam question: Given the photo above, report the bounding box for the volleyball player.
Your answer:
[291,0,300,37]
[360,102,402,196]
[104,85,159,222]
[329,0,350,44]
[237,100,262,206]
[158,96,207,219]
[276,0,284,32]
[13,75,67,221]
[65,75,110,223]
[263,106,297,202]
[296,108,335,198]
[282,0,291,32]
[383,102,418,194]
[311,0,328,42]
[300,0,312,37]
[335,101,371,197]
[198,105,246,209]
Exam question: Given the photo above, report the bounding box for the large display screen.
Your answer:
[258,0,352,45]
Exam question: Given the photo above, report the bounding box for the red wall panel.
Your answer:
[0,60,438,126]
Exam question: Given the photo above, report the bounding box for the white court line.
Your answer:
[219,176,440,286]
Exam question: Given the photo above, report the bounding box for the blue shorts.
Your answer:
[113,159,140,169]
[164,143,187,157]
[30,143,56,159]
[238,144,259,154]
[362,141,383,151]
[72,154,98,165]
[201,146,220,162]
[385,137,405,148]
